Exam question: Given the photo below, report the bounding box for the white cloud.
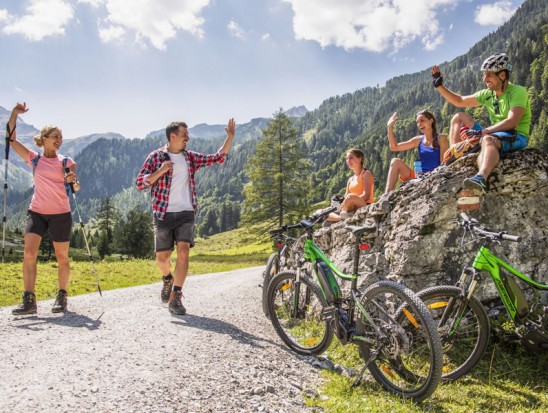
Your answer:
[282,0,455,52]
[227,20,246,40]
[77,0,105,7]
[0,9,8,22]
[474,1,516,26]
[100,0,210,50]
[2,0,74,41]
[262,33,271,41]
[98,23,125,43]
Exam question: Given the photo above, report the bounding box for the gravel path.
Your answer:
[0,267,326,413]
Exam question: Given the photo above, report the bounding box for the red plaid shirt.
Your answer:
[136,144,226,220]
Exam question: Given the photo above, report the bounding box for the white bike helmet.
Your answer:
[481,53,512,73]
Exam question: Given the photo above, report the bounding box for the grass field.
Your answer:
[0,226,271,307]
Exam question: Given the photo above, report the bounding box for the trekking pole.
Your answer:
[65,168,103,305]
[2,124,14,262]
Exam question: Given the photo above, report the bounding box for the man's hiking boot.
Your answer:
[169,291,186,315]
[52,290,68,313]
[161,275,174,303]
[12,291,37,315]
[463,174,488,194]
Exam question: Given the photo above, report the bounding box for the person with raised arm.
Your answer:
[136,118,235,315]
[8,102,79,315]
[384,109,448,193]
[431,53,531,192]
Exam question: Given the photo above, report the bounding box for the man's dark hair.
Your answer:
[166,121,188,142]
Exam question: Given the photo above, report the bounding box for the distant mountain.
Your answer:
[285,106,308,118]
[146,117,271,141]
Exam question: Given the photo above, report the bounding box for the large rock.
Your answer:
[313,148,548,302]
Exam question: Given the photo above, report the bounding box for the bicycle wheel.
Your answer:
[355,281,443,402]
[262,253,280,317]
[267,270,334,355]
[417,285,490,381]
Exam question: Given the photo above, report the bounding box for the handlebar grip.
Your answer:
[324,206,338,215]
[64,167,75,194]
[460,212,470,222]
[502,233,521,242]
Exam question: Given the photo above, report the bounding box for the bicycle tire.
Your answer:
[355,281,443,402]
[417,285,490,380]
[262,253,280,317]
[267,270,334,355]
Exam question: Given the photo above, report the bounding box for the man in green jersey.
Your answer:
[431,53,531,192]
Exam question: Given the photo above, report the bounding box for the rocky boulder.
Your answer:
[313,148,548,302]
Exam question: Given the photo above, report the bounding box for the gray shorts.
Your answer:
[154,211,196,252]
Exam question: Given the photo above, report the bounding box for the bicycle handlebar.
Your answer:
[269,206,338,235]
[458,212,521,242]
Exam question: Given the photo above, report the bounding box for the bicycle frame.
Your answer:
[303,238,357,303]
[469,245,548,321]
[299,234,383,346]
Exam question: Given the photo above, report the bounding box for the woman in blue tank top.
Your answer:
[384,109,449,193]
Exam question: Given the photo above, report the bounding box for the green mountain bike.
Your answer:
[262,229,296,318]
[416,212,548,381]
[266,207,443,402]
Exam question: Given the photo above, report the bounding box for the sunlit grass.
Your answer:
[305,338,548,412]
[1,226,271,307]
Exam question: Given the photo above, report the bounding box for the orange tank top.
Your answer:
[348,169,374,204]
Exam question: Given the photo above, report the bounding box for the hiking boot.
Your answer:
[161,275,174,303]
[463,174,488,193]
[168,291,186,315]
[12,292,37,315]
[52,290,68,313]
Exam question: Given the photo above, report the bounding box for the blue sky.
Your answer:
[0,0,525,139]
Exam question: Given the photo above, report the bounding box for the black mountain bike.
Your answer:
[262,229,295,317]
[416,212,548,380]
[266,207,443,402]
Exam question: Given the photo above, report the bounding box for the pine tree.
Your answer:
[242,109,311,230]
[95,197,119,257]
[113,206,153,258]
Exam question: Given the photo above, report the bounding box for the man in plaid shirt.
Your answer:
[136,118,235,315]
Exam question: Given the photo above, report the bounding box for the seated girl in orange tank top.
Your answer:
[324,148,375,223]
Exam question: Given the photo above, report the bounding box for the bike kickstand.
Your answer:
[351,349,379,389]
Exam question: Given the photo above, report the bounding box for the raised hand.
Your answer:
[12,102,29,116]
[387,112,398,128]
[432,66,443,88]
[225,118,235,139]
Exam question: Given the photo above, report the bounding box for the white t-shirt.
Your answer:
[166,152,193,212]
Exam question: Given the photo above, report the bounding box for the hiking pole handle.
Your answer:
[64,167,75,193]
[4,136,9,161]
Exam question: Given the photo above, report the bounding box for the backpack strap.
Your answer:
[62,156,70,196]
[30,153,41,175]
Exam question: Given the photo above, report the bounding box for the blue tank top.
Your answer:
[418,136,440,172]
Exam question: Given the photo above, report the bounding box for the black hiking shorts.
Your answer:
[25,210,72,242]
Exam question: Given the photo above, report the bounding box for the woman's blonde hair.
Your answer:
[33,125,61,148]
